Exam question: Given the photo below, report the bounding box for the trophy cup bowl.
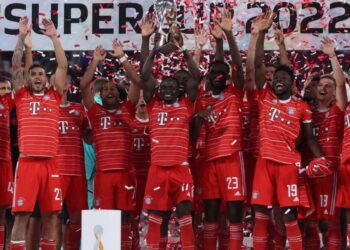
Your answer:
[154,0,177,48]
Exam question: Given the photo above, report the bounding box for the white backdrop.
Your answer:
[0,0,349,51]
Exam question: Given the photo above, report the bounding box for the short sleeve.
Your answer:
[87,103,100,125]
[257,83,272,102]
[146,97,157,115]
[300,101,312,123]
[49,88,63,104]
[14,86,27,103]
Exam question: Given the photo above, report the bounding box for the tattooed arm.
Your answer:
[12,16,30,92]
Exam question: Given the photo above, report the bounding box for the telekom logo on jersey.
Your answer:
[158,112,168,126]
[268,107,281,121]
[345,114,350,128]
[29,102,40,115]
[134,138,145,150]
[100,116,111,129]
[59,121,69,134]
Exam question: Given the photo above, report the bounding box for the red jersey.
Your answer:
[198,85,244,161]
[258,85,312,165]
[88,102,134,171]
[15,87,62,157]
[131,118,151,176]
[148,97,194,167]
[0,93,14,161]
[342,104,350,163]
[308,104,344,167]
[242,96,251,153]
[57,102,89,176]
[247,91,260,157]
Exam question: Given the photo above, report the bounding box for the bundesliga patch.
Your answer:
[0,104,4,109]
[17,198,24,207]
[272,99,277,104]
[287,108,295,115]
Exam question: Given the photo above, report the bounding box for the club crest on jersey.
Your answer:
[252,191,259,200]
[0,104,4,110]
[43,95,50,100]
[17,198,24,207]
[144,195,152,205]
[287,108,295,115]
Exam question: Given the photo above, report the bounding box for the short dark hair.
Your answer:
[266,63,278,69]
[209,61,230,75]
[98,78,128,101]
[161,76,179,86]
[274,64,295,81]
[0,76,10,83]
[28,64,46,74]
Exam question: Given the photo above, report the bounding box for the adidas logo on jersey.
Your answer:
[234,191,241,196]
[324,210,328,215]
[293,197,299,202]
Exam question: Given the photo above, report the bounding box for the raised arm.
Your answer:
[252,10,273,90]
[194,26,208,66]
[140,13,156,68]
[41,18,68,94]
[12,16,29,92]
[321,37,347,111]
[141,49,158,103]
[80,46,106,110]
[110,39,140,106]
[210,23,224,61]
[275,29,290,67]
[215,9,244,90]
[246,32,259,91]
[24,31,33,80]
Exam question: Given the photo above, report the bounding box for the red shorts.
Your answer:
[244,152,257,205]
[135,173,147,212]
[61,175,88,214]
[251,158,300,207]
[0,160,13,207]
[337,162,350,208]
[94,169,136,211]
[200,151,246,202]
[12,157,62,213]
[143,163,193,211]
[309,173,339,220]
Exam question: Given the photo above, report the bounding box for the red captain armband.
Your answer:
[306,157,333,178]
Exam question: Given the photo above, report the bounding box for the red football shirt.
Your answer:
[15,87,62,157]
[342,104,350,163]
[242,95,251,153]
[131,118,151,176]
[198,85,244,161]
[247,90,260,157]
[0,93,14,162]
[88,102,134,171]
[309,104,344,167]
[57,102,89,176]
[258,85,312,164]
[148,96,194,167]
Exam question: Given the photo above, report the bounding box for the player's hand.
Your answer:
[24,31,32,48]
[195,26,209,49]
[170,24,184,48]
[109,39,125,58]
[302,72,318,92]
[306,157,333,178]
[19,16,30,38]
[196,107,213,119]
[141,13,157,38]
[321,36,336,57]
[210,23,223,40]
[251,8,273,33]
[41,18,57,38]
[213,9,233,34]
[274,29,285,47]
[93,45,107,61]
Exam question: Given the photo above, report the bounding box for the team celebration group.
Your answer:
[1,5,350,250]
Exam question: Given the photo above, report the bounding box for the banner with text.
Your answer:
[0,0,349,51]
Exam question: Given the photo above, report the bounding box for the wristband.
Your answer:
[119,54,128,63]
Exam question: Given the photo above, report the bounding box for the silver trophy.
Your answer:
[154,0,177,48]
